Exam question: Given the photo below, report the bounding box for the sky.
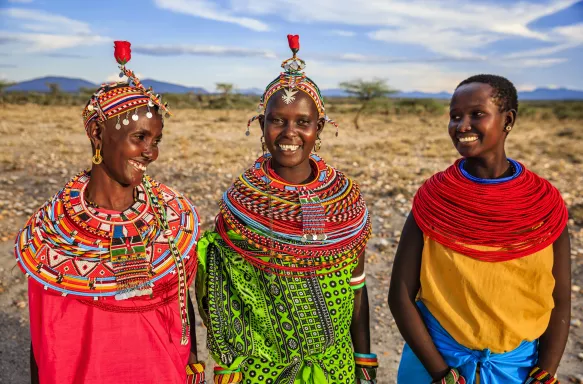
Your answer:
[0,0,582,93]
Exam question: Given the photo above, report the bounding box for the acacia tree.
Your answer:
[339,79,396,129]
[216,83,235,108]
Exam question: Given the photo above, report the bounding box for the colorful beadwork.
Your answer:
[186,362,206,384]
[14,170,200,343]
[431,368,466,384]
[246,34,339,136]
[354,352,378,383]
[216,153,371,277]
[350,272,366,290]
[213,367,242,384]
[82,41,171,132]
[524,367,559,384]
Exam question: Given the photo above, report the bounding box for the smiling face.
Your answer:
[89,107,163,187]
[259,89,324,171]
[448,82,514,159]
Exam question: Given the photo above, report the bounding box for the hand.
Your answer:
[431,368,466,384]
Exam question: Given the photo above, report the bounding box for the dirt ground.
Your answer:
[0,105,582,383]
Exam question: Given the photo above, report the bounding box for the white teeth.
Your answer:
[129,160,146,171]
[459,136,478,143]
[279,144,300,151]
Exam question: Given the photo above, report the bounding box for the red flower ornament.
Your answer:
[287,34,299,55]
[114,41,131,65]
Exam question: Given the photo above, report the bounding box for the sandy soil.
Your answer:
[0,105,582,383]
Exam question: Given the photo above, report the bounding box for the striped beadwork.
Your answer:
[524,367,559,384]
[217,154,371,277]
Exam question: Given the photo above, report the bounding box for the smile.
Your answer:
[458,136,478,143]
[278,144,301,151]
[129,159,147,171]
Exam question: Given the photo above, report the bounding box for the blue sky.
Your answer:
[0,0,582,92]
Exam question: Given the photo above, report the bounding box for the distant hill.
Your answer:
[518,88,583,100]
[236,87,263,96]
[5,76,97,93]
[5,76,208,94]
[5,77,583,100]
[322,87,583,100]
[140,79,208,94]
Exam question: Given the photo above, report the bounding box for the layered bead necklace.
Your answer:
[413,158,568,261]
[217,154,371,277]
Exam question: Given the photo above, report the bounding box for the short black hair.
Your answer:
[456,74,518,113]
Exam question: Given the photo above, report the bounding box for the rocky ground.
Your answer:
[0,105,582,383]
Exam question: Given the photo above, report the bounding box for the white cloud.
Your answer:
[133,44,276,58]
[0,8,91,34]
[198,0,580,63]
[328,30,356,37]
[153,0,269,32]
[0,31,107,52]
[0,8,108,52]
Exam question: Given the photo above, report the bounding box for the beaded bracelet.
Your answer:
[350,272,367,290]
[354,353,378,383]
[213,366,242,384]
[524,367,559,384]
[185,362,205,384]
[431,367,466,384]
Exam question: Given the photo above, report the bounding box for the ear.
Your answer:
[317,117,325,135]
[87,120,105,149]
[504,109,517,129]
[257,114,265,135]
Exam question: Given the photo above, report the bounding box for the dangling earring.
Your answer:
[314,137,321,152]
[261,136,267,153]
[92,147,103,165]
[504,125,512,132]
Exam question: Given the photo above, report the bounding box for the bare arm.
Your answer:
[388,213,450,380]
[537,226,571,375]
[30,343,39,384]
[350,250,371,353]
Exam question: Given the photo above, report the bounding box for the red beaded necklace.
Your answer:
[412,159,568,262]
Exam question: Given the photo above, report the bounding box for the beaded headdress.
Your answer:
[246,35,339,136]
[82,41,172,133]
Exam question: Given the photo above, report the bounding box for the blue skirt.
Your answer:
[397,302,538,384]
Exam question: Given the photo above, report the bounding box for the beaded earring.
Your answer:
[504,125,512,132]
[92,147,102,165]
[314,138,321,152]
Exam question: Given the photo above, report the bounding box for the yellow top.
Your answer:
[418,236,555,353]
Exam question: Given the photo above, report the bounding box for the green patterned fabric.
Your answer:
[196,230,357,384]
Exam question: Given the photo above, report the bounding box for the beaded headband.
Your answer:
[246,34,339,137]
[82,41,172,133]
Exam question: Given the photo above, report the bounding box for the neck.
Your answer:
[270,158,314,185]
[463,152,511,179]
[85,165,136,211]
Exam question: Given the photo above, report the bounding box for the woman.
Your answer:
[388,74,571,384]
[196,35,377,384]
[15,41,205,384]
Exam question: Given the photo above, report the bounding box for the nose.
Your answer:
[281,121,299,137]
[456,116,471,132]
[142,142,155,160]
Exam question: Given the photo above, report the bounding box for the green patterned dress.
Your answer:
[196,154,371,384]
[197,232,358,384]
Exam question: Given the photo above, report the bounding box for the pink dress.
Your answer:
[28,281,191,384]
[15,172,200,384]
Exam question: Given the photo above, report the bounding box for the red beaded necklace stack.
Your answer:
[413,159,568,262]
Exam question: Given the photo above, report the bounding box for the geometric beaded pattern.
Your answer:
[14,170,200,301]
